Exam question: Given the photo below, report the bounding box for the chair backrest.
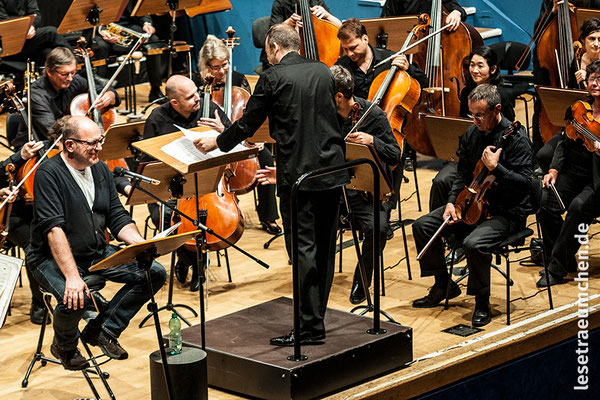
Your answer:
[252,16,271,49]
[6,113,23,146]
[487,41,531,74]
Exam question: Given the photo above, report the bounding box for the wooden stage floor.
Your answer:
[0,83,598,399]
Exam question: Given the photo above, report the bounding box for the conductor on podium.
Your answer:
[27,116,166,371]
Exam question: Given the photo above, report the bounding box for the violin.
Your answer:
[402,1,483,156]
[564,100,600,152]
[454,121,522,225]
[0,164,16,246]
[211,27,260,195]
[175,76,245,251]
[297,0,340,66]
[536,0,579,143]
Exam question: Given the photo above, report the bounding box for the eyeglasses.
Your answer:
[54,70,77,78]
[468,109,492,121]
[69,135,105,149]
[587,77,600,84]
[208,61,229,72]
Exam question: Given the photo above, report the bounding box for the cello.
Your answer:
[402,1,483,156]
[176,76,245,252]
[297,0,340,66]
[536,0,579,143]
[210,27,260,195]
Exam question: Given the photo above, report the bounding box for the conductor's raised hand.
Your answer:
[193,137,218,154]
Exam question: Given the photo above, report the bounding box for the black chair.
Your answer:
[251,16,270,75]
[22,274,115,400]
[445,178,553,325]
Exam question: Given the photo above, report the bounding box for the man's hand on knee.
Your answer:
[63,275,90,310]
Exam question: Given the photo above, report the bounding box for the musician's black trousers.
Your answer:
[345,190,388,290]
[279,187,341,335]
[538,172,598,277]
[413,206,522,296]
[429,161,457,212]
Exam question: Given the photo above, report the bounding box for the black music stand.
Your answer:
[57,0,128,34]
[132,0,204,77]
[130,127,268,348]
[89,230,200,400]
[575,7,600,28]
[359,16,420,52]
[0,15,34,58]
[100,120,146,161]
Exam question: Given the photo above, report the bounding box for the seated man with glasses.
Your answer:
[13,47,120,148]
[27,116,167,370]
[411,84,532,327]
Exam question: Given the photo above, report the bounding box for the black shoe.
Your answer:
[536,270,564,287]
[386,224,395,241]
[261,221,282,235]
[472,303,491,327]
[350,281,366,304]
[30,303,49,325]
[445,247,466,266]
[269,330,326,347]
[413,282,461,308]
[81,325,129,360]
[175,261,189,284]
[148,87,165,103]
[91,291,109,314]
[51,344,90,371]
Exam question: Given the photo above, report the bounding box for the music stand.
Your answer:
[185,0,232,17]
[343,143,396,322]
[132,126,259,175]
[535,85,589,127]
[57,0,128,34]
[100,120,146,161]
[131,0,204,76]
[423,115,472,162]
[0,15,35,57]
[248,119,276,144]
[576,8,600,28]
[90,230,199,400]
[359,16,420,52]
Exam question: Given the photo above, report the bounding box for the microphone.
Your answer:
[113,167,161,185]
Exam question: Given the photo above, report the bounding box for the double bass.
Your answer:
[536,0,579,143]
[176,77,245,252]
[297,0,340,65]
[403,0,483,156]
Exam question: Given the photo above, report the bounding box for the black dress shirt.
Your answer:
[0,0,41,26]
[27,155,134,268]
[448,116,533,220]
[336,45,428,100]
[217,51,347,192]
[381,0,467,20]
[143,101,231,140]
[13,75,121,148]
[339,96,401,178]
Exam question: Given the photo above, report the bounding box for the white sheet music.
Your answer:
[160,125,249,166]
[0,254,24,329]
